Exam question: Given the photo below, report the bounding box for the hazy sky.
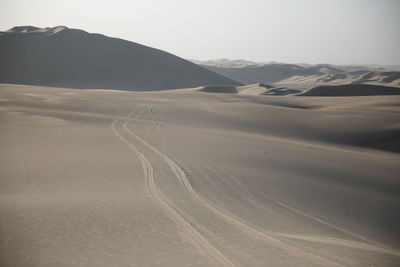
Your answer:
[1,0,399,65]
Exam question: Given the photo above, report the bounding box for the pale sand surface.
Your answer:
[1,84,400,266]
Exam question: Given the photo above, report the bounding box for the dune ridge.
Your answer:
[278,71,400,88]
[298,84,400,96]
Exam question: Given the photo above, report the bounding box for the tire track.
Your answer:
[152,105,400,257]
[124,105,346,267]
[110,108,236,267]
[166,138,400,258]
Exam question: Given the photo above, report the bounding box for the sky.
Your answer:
[1,0,399,65]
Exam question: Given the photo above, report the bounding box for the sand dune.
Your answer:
[195,83,300,96]
[198,85,238,93]
[298,84,400,96]
[193,59,400,72]
[195,60,400,90]
[278,71,400,88]
[201,64,322,84]
[0,26,241,91]
[1,84,399,267]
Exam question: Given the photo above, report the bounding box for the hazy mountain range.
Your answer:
[192,59,400,88]
[191,58,400,72]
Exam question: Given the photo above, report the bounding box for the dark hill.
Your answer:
[0,26,241,91]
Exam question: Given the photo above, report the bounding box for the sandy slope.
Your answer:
[276,72,400,88]
[1,84,400,267]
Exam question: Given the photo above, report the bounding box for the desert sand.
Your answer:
[1,84,399,267]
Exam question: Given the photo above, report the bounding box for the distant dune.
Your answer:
[191,83,400,97]
[278,71,400,88]
[198,85,238,93]
[193,59,400,72]
[190,58,264,68]
[195,83,302,96]
[298,84,400,96]
[194,60,400,88]
[0,26,241,91]
[201,64,322,84]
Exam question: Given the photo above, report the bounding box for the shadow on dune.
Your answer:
[198,85,238,93]
[298,84,400,96]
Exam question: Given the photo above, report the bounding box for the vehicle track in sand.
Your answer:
[110,105,236,267]
[148,104,400,258]
[123,104,346,267]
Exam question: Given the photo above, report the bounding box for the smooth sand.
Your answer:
[1,84,399,267]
